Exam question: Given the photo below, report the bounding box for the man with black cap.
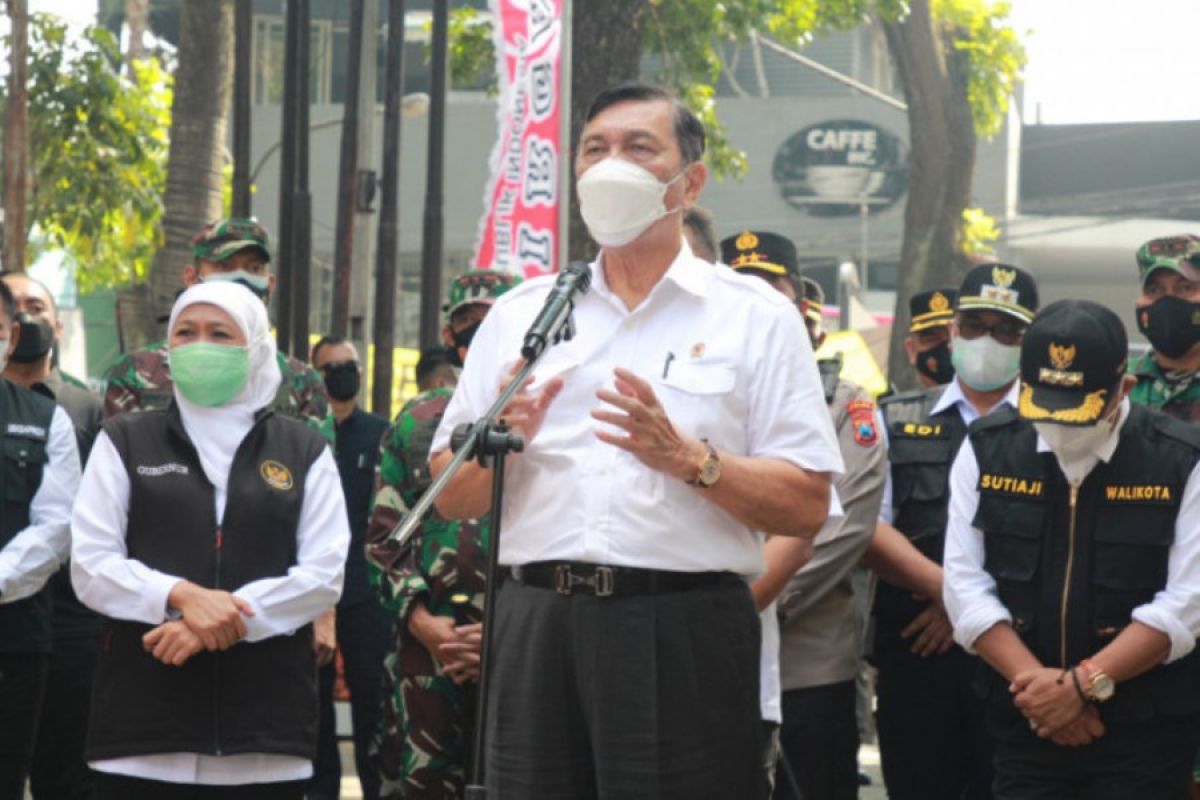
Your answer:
[944,299,1200,798]
[906,287,958,387]
[1129,234,1200,421]
[720,231,888,800]
[873,262,1040,799]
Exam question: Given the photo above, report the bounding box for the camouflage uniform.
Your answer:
[365,388,488,799]
[102,339,335,441]
[1129,350,1200,423]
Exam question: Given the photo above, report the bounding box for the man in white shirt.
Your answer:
[944,299,1200,799]
[430,82,842,799]
[0,279,82,797]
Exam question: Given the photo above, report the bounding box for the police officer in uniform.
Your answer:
[1128,234,1200,421]
[945,299,1200,798]
[873,263,1040,799]
[906,288,958,387]
[0,280,82,798]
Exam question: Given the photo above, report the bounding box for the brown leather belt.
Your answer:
[510,561,739,597]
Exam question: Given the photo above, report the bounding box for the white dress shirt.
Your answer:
[433,241,844,575]
[0,405,80,601]
[877,378,1020,525]
[943,398,1200,664]
[71,431,350,785]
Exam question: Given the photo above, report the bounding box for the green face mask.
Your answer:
[170,342,250,407]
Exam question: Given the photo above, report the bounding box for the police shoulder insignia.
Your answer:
[847,399,878,447]
[260,459,294,491]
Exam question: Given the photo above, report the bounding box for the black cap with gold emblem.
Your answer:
[956,263,1039,324]
[719,230,798,278]
[908,287,957,333]
[1018,299,1127,427]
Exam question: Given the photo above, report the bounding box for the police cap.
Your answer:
[956,263,1038,325]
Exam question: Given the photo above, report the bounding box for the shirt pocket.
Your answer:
[655,362,738,438]
[3,435,49,502]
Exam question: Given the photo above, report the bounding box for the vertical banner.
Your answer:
[473,0,564,278]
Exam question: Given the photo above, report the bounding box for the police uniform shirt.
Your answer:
[878,377,1021,525]
[432,239,844,574]
[943,398,1200,663]
[70,430,349,784]
[0,403,80,601]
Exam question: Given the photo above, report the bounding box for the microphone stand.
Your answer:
[387,272,586,799]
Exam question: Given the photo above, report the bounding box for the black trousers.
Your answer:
[874,645,993,800]
[30,634,99,800]
[486,577,764,800]
[989,708,1200,800]
[93,772,305,799]
[0,652,50,800]
[309,598,391,800]
[774,679,859,800]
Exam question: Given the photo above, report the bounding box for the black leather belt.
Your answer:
[510,561,738,597]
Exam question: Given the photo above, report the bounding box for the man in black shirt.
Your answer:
[309,336,391,800]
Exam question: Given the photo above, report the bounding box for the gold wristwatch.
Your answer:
[1079,659,1114,703]
[686,438,721,488]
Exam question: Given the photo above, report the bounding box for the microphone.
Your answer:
[520,261,592,360]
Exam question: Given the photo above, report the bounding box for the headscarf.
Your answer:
[167,282,281,494]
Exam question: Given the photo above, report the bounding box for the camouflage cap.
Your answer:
[443,270,522,322]
[1136,234,1200,287]
[192,217,272,264]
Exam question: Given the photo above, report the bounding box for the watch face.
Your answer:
[699,459,721,486]
[1093,675,1115,701]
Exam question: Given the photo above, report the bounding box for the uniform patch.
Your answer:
[847,399,878,446]
[6,423,46,439]
[892,421,948,438]
[136,463,190,477]
[1103,484,1173,504]
[978,473,1044,498]
[260,459,294,491]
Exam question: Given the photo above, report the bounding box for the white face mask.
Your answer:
[0,337,8,373]
[577,157,685,248]
[950,334,1021,392]
[1034,419,1115,465]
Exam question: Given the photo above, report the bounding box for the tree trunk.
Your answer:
[3,0,30,272]
[124,0,150,73]
[565,0,646,262]
[118,0,234,349]
[883,0,976,389]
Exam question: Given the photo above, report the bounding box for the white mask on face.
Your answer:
[0,337,8,373]
[950,334,1021,392]
[577,157,685,248]
[1034,401,1121,463]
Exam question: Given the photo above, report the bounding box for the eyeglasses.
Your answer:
[956,316,1026,345]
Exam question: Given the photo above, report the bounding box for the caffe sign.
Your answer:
[772,119,908,217]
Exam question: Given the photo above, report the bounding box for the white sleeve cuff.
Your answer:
[955,608,1013,654]
[1131,606,1196,664]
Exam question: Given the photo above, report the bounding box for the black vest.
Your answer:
[87,406,328,760]
[874,387,968,647]
[0,379,58,654]
[971,403,1200,722]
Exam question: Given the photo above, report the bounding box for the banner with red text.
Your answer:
[473,0,564,278]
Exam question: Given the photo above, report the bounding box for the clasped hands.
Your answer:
[142,580,256,667]
[1010,666,1105,747]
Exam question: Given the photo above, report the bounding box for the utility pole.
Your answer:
[372,0,407,418]
[231,0,253,217]
[418,0,448,351]
[291,0,313,359]
[276,0,299,354]
[331,0,365,338]
[3,0,30,272]
[350,0,379,358]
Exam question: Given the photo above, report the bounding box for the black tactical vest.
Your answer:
[0,379,58,654]
[87,405,329,760]
[970,403,1200,722]
[874,387,968,647]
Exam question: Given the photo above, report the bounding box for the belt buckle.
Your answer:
[554,564,573,596]
[593,566,614,597]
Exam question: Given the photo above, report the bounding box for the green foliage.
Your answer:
[447,7,497,93]
[11,14,171,290]
[934,0,1026,138]
[961,206,1000,256]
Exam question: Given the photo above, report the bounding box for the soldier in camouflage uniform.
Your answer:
[1128,234,1200,423]
[366,270,521,799]
[102,217,334,441]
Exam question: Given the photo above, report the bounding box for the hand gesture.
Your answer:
[143,620,204,666]
[1048,704,1105,747]
[498,361,564,448]
[592,367,703,480]
[439,623,483,685]
[1012,667,1088,736]
[168,581,255,651]
[901,598,955,658]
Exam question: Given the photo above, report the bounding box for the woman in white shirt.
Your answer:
[71,282,349,799]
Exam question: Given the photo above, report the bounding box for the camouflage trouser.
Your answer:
[373,648,477,800]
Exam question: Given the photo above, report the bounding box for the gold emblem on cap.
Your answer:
[1049,342,1076,370]
[929,291,950,313]
[992,266,1017,288]
[260,460,294,492]
[735,230,759,251]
